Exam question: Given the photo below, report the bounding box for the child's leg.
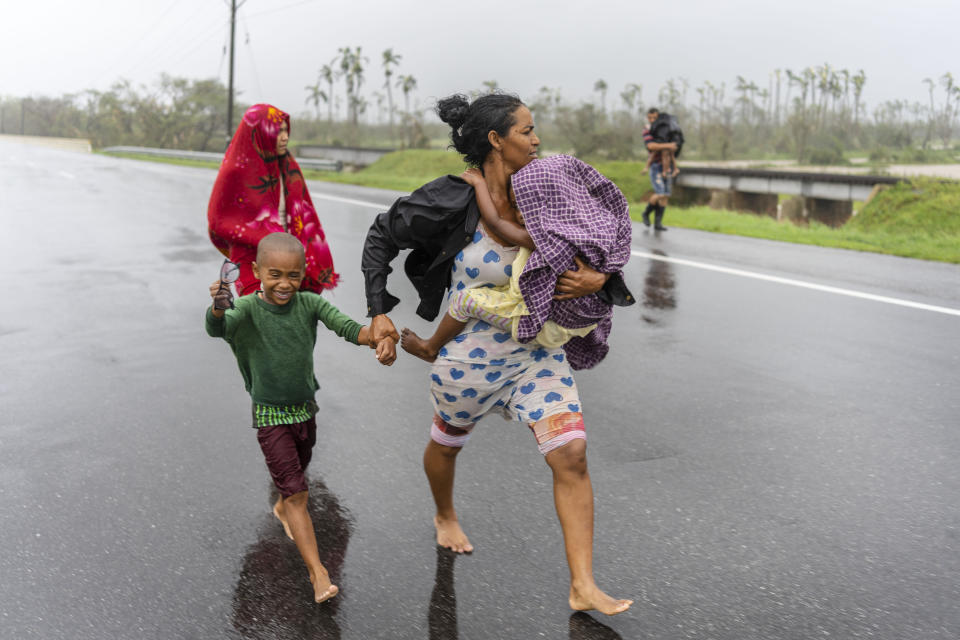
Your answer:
[284,490,338,603]
[258,420,337,604]
[662,149,673,177]
[401,289,512,362]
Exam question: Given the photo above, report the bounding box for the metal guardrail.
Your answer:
[102,146,343,172]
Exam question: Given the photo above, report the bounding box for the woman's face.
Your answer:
[276,122,290,156]
[498,106,540,172]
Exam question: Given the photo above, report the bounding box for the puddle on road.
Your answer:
[230,477,353,639]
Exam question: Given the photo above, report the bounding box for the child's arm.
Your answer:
[461,169,534,250]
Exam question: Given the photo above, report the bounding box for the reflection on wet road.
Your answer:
[232,479,351,639]
[641,249,676,324]
[568,613,624,640]
[428,548,457,640]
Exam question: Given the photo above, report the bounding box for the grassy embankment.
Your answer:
[103,148,959,263]
[310,150,959,264]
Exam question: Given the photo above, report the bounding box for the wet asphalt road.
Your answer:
[1,140,958,640]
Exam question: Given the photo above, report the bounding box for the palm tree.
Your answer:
[319,61,337,124]
[338,46,368,127]
[398,74,417,115]
[304,82,323,121]
[594,78,608,113]
[851,70,866,126]
[923,77,936,148]
[381,48,402,142]
[619,83,643,120]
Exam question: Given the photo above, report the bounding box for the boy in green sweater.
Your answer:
[206,232,396,604]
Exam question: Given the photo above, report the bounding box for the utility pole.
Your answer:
[226,0,247,143]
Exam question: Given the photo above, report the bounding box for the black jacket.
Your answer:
[361,175,634,321]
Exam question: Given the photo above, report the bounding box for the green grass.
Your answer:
[306,149,468,191]
[647,205,959,263]
[588,160,652,202]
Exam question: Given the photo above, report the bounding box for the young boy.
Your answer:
[206,232,396,604]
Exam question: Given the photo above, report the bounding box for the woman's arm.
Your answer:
[461,169,534,250]
[553,256,610,300]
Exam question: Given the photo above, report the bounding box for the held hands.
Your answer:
[554,256,609,301]
[374,336,397,366]
[209,280,234,317]
[367,314,401,366]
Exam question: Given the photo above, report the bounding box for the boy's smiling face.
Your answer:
[252,250,304,305]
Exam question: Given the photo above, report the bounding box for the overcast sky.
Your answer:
[3,0,957,121]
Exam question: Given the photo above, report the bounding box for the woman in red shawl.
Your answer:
[208,104,338,295]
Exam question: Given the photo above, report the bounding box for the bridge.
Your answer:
[675,167,905,226]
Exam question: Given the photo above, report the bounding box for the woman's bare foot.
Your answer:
[569,582,633,616]
[434,514,474,553]
[401,328,438,362]
[273,497,293,540]
[310,570,339,604]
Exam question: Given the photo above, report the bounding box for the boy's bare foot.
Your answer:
[569,582,633,616]
[273,498,294,541]
[310,571,339,604]
[434,514,474,553]
[401,328,438,363]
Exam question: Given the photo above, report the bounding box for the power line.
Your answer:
[244,0,319,19]
[117,3,212,77]
[91,0,186,86]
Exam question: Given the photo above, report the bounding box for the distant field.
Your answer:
[105,148,959,264]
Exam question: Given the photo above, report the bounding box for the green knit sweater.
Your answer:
[205,292,363,407]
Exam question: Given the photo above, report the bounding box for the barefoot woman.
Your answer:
[362,93,633,616]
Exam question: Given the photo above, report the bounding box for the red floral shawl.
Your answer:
[207,103,338,295]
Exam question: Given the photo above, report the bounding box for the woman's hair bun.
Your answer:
[436,94,470,130]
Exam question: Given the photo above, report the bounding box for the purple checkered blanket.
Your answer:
[512,154,632,370]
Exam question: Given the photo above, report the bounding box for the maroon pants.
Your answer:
[256,418,317,498]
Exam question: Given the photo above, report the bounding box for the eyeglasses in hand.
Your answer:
[214,259,240,310]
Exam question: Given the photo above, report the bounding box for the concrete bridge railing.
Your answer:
[675,167,904,227]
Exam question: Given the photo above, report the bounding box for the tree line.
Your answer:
[3,57,957,163]
[532,65,960,162]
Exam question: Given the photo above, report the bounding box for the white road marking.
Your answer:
[312,192,388,210]
[632,250,960,317]
[58,170,76,180]
[311,190,960,318]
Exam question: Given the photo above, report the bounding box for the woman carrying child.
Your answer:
[400,153,634,370]
[362,92,634,616]
[208,103,339,296]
